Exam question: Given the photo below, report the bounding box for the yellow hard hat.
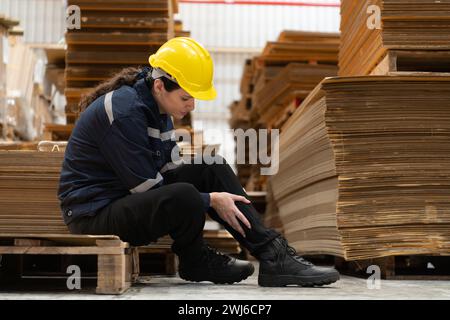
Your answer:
[149,37,217,101]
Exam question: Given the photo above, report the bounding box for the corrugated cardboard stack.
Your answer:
[0,151,68,234]
[271,76,450,260]
[64,0,178,125]
[270,1,450,260]
[246,31,339,193]
[251,31,339,130]
[229,58,255,187]
[339,0,450,76]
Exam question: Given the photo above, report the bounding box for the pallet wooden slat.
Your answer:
[0,233,133,294]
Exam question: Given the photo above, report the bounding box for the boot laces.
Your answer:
[277,237,313,267]
[203,245,231,268]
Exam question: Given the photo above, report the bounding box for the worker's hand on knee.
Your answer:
[210,192,252,237]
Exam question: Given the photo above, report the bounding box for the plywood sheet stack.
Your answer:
[250,31,339,130]
[339,0,450,76]
[64,0,178,125]
[270,76,450,260]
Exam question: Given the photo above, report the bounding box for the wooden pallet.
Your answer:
[42,124,74,141]
[138,244,177,276]
[335,255,450,280]
[0,234,139,294]
[370,50,450,76]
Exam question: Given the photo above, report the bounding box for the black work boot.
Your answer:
[257,236,340,287]
[178,245,255,284]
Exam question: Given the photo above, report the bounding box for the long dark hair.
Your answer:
[79,66,181,112]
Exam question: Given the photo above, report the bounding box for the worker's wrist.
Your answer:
[209,192,218,208]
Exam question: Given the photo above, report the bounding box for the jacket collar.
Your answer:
[133,78,167,116]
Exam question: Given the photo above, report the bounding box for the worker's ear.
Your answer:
[153,78,165,96]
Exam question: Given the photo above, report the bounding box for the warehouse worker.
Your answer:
[58,37,339,287]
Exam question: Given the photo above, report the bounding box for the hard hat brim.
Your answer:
[183,85,217,101]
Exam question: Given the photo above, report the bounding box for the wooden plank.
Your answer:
[0,234,120,246]
[66,51,151,64]
[66,32,167,45]
[0,246,125,255]
[96,253,131,294]
[68,0,169,12]
[131,247,140,282]
[96,239,128,248]
[370,51,397,75]
[14,238,53,247]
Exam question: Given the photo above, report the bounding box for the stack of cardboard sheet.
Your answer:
[0,150,239,255]
[253,63,338,128]
[229,59,256,187]
[270,75,450,260]
[231,31,338,192]
[257,31,340,67]
[339,0,450,76]
[64,0,181,126]
[0,151,68,234]
[174,20,190,38]
[251,31,339,130]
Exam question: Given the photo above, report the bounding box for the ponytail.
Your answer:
[79,67,144,112]
[79,66,181,112]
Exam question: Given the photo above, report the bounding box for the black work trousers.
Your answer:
[68,156,279,262]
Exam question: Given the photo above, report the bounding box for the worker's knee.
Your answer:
[167,182,205,215]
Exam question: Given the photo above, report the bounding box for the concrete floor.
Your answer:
[0,264,449,300]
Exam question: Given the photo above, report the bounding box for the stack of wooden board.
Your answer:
[339,0,450,76]
[64,0,179,125]
[251,31,339,130]
[270,75,450,260]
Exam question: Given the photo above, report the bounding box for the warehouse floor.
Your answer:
[0,263,449,300]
